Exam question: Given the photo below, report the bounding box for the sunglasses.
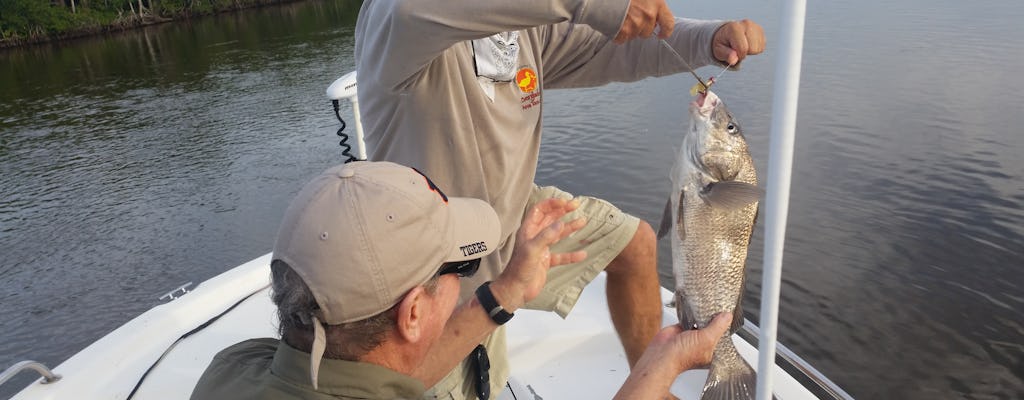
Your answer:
[437,258,481,278]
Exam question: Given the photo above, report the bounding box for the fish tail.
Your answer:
[699,338,774,400]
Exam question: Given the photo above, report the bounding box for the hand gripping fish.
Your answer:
[657,90,770,400]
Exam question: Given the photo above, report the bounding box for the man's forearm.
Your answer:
[410,279,526,386]
[543,18,724,90]
[613,357,680,399]
[410,294,497,386]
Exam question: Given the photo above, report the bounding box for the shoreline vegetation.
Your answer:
[0,0,307,48]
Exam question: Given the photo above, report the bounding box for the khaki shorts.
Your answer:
[423,184,640,399]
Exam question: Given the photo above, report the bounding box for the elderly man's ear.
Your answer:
[395,286,429,343]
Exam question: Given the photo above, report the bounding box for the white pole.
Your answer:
[757,0,807,399]
[350,98,367,160]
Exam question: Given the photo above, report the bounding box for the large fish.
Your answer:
[658,90,766,399]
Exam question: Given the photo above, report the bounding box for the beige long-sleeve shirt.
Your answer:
[354,0,723,396]
[356,0,722,293]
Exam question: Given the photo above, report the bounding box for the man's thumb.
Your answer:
[707,312,732,336]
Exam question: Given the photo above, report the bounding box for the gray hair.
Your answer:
[269,259,439,361]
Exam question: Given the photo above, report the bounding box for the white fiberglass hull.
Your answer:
[11,254,819,399]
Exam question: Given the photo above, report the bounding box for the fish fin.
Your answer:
[734,211,756,332]
[700,339,776,400]
[665,296,676,308]
[731,280,746,333]
[675,190,686,241]
[657,197,672,240]
[698,181,763,211]
[752,207,761,234]
[675,292,699,330]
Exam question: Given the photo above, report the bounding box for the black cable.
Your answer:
[126,289,262,399]
[332,100,359,164]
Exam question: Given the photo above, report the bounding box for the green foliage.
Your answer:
[0,0,298,45]
[1,0,73,35]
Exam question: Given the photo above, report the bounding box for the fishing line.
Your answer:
[659,39,733,94]
[660,39,707,90]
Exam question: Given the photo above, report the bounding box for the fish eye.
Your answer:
[726,122,739,135]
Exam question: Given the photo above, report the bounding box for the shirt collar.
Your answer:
[270,342,427,399]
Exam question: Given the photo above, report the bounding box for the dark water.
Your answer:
[1,0,1021,398]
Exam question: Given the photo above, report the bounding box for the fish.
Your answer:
[657,90,768,399]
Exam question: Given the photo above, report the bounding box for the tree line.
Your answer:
[1,0,300,47]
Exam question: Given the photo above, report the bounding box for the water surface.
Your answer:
[1,0,1022,398]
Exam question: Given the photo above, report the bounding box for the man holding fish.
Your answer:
[353,0,765,397]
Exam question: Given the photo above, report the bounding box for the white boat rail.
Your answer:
[738,320,854,400]
[0,361,61,387]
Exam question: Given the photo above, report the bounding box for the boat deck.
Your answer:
[12,254,818,399]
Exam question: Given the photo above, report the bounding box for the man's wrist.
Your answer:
[484,280,523,314]
[476,282,515,325]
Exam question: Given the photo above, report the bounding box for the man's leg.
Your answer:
[521,185,662,369]
[604,221,662,368]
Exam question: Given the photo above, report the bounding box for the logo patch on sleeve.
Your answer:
[516,67,537,93]
[516,67,542,110]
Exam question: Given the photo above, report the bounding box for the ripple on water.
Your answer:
[2,0,1024,399]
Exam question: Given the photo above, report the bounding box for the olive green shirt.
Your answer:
[191,338,426,399]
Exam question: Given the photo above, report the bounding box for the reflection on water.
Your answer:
[0,0,362,395]
[1,0,1022,398]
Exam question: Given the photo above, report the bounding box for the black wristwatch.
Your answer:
[476,281,514,325]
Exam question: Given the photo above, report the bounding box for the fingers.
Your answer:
[520,198,580,239]
[511,197,589,272]
[530,198,580,225]
[713,23,747,65]
[500,199,590,306]
[675,312,732,369]
[517,212,586,267]
[549,250,587,267]
[558,216,587,241]
[712,19,766,65]
[614,0,674,44]
[744,19,766,55]
[638,21,656,40]
[534,215,586,252]
[656,7,674,39]
[652,323,684,343]
[530,197,580,215]
[515,198,585,263]
[532,214,585,249]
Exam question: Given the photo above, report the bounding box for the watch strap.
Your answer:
[475,281,514,325]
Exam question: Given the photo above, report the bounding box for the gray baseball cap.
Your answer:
[272,161,500,388]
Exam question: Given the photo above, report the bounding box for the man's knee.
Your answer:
[606,221,656,275]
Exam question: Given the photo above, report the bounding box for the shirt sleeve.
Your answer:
[356,0,629,90]
[539,18,725,89]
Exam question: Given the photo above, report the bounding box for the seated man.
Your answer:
[191,161,730,399]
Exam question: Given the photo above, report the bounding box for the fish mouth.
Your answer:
[689,90,720,119]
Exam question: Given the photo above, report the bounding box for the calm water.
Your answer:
[1,0,1021,398]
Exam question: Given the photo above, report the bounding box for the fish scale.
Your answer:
[659,90,769,400]
[676,159,757,329]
